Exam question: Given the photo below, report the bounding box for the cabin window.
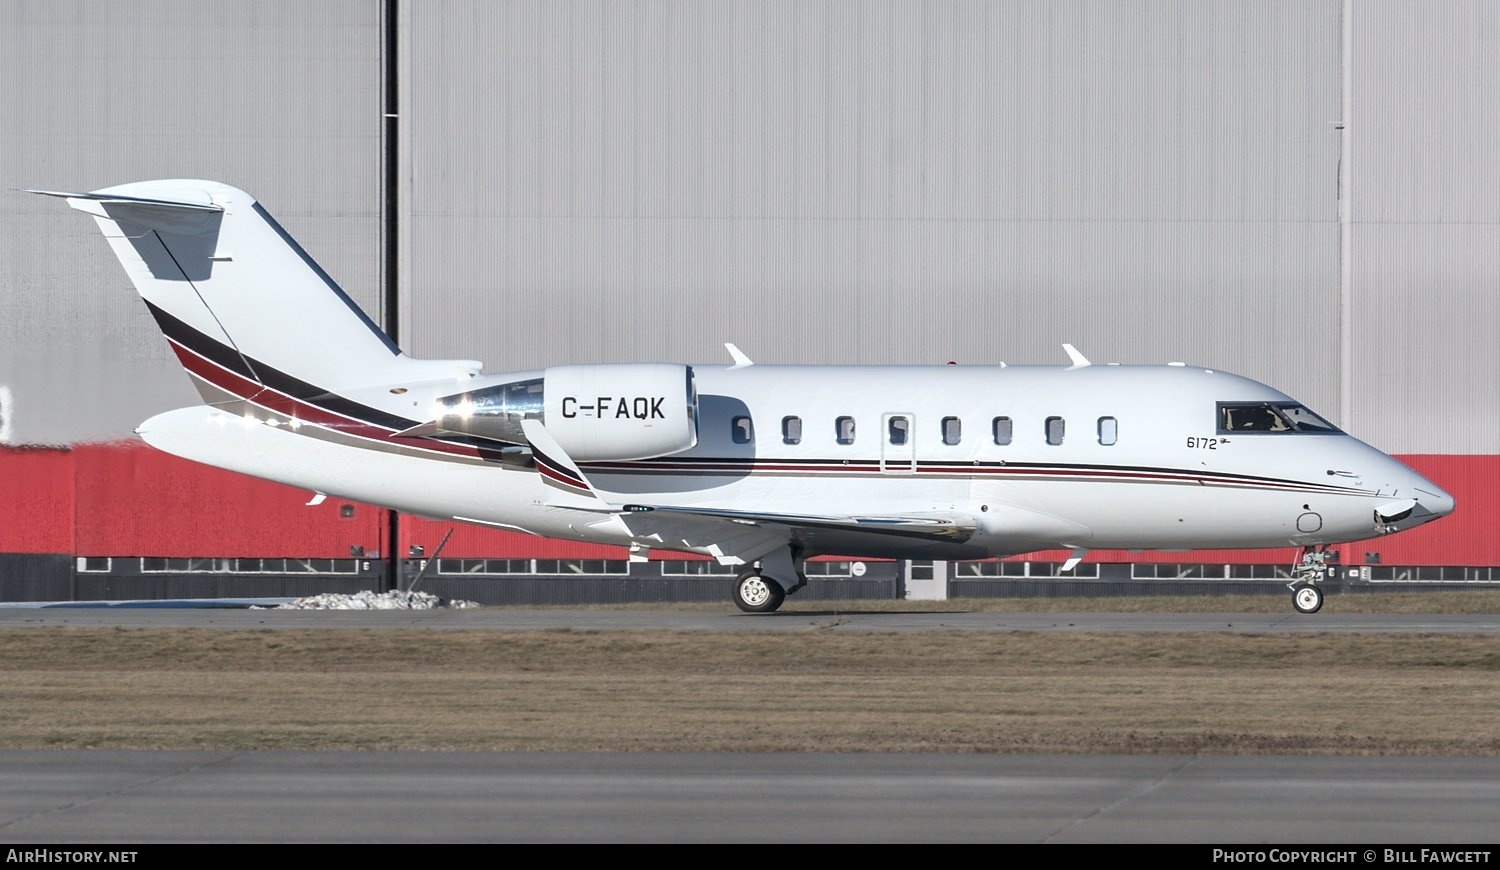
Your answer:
[731,415,753,444]
[992,416,1012,446]
[1097,416,1118,446]
[781,416,802,445]
[836,416,856,445]
[888,416,910,446]
[1045,416,1065,445]
[942,416,962,445]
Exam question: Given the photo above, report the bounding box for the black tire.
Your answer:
[1292,584,1324,614]
[733,570,785,613]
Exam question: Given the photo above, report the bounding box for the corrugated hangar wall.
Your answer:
[1350,0,1500,454]
[0,1,1496,584]
[0,0,385,446]
[403,0,1345,428]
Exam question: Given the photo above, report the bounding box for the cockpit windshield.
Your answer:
[1217,402,1342,435]
[1276,404,1340,433]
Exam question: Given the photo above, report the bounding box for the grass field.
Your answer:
[2,591,1496,755]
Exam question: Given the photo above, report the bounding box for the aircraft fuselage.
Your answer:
[42,179,1455,614]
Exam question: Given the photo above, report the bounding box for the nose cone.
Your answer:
[1372,458,1455,530]
[1414,479,1456,520]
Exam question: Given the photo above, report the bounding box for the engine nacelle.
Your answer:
[542,364,698,461]
[431,363,698,461]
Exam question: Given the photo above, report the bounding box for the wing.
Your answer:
[620,503,977,541]
[520,418,1072,563]
[611,504,988,566]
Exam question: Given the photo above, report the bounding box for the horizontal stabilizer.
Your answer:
[30,187,223,212]
[29,188,225,235]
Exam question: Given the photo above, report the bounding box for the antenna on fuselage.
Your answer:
[724,343,754,369]
[1061,344,1091,368]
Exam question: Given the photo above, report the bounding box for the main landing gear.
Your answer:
[731,547,808,614]
[1288,547,1336,614]
[733,570,785,613]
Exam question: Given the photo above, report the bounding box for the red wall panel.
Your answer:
[1352,455,1498,567]
[70,441,388,558]
[9,442,1496,566]
[400,515,629,560]
[0,447,74,554]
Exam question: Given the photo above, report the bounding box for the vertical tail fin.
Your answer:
[32,180,477,409]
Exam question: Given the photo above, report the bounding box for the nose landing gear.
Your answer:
[1288,547,1336,614]
[1292,583,1324,614]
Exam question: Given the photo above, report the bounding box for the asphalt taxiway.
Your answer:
[3,605,1500,634]
[2,750,1499,844]
[2,606,1497,843]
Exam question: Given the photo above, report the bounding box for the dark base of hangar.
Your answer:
[1,553,1494,606]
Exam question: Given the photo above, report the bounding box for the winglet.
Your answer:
[1062,344,1091,368]
[725,343,754,369]
[520,419,616,510]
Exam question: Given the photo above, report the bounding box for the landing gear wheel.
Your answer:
[1292,585,1324,615]
[733,570,785,613]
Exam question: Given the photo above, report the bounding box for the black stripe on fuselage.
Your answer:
[144,300,418,432]
[143,299,257,381]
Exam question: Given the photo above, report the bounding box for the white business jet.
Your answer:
[34,180,1454,614]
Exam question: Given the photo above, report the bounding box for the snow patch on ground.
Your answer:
[266,590,481,610]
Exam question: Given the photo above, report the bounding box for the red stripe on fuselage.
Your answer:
[576,458,1367,496]
[165,336,491,461]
